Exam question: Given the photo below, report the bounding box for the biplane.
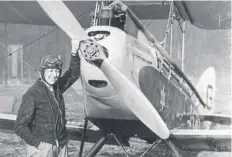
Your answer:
[0,1,231,157]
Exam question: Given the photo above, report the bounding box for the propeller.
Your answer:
[37,0,88,40]
[37,0,170,139]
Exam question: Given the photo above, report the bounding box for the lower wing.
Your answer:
[170,129,231,152]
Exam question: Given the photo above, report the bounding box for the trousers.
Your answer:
[26,142,68,157]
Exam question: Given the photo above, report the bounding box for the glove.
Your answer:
[71,38,80,56]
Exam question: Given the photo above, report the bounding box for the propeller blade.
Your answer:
[37,0,88,40]
[79,40,170,139]
[101,60,170,139]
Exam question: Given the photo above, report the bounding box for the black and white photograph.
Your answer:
[0,1,231,157]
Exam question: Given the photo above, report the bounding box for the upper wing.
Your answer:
[174,1,231,30]
[0,1,230,30]
[170,129,232,152]
[0,1,95,28]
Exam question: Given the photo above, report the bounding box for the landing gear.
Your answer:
[78,118,108,157]
[77,118,183,157]
[85,136,108,157]
[140,139,162,157]
[78,118,88,157]
[165,140,182,157]
[117,139,183,157]
[77,119,183,157]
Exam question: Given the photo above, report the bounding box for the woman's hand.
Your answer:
[37,142,56,157]
[71,38,80,56]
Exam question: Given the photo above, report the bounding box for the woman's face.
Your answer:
[44,68,60,85]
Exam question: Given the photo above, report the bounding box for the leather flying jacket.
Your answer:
[14,55,80,148]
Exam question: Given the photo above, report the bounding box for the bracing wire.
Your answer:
[0,6,95,71]
[0,27,58,62]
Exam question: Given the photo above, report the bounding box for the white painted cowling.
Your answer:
[81,26,157,120]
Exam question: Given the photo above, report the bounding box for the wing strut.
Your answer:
[174,1,193,24]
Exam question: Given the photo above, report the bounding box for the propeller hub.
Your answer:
[79,39,108,68]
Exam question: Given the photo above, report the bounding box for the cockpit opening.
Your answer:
[91,1,126,30]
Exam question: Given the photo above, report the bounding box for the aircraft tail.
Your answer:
[196,67,216,114]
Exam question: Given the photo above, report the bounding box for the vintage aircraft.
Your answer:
[0,1,231,157]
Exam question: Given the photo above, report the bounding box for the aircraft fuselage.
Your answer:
[81,26,193,138]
